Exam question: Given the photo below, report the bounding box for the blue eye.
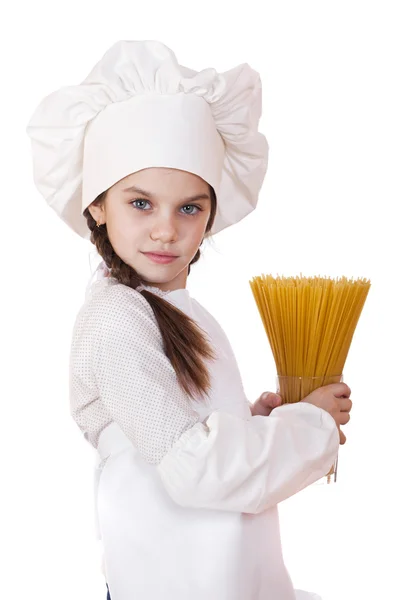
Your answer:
[131,199,151,210]
[181,204,201,215]
[130,199,202,216]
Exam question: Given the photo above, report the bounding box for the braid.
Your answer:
[86,205,142,289]
[83,185,218,401]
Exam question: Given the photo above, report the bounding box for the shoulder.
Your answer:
[89,278,151,313]
[73,278,161,341]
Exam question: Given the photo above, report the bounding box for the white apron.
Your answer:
[91,288,323,600]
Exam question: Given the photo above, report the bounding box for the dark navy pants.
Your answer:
[106,583,111,599]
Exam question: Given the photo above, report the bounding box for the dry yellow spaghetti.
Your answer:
[249,274,371,482]
[249,274,371,404]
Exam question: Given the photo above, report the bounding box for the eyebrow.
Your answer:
[122,185,210,203]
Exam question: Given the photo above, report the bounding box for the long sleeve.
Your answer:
[158,403,339,514]
[70,282,199,463]
[70,280,339,514]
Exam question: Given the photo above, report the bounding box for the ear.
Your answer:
[88,203,105,224]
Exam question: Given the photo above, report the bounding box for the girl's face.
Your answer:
[90,167,212,291]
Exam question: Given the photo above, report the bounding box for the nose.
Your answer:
[150,213,178,243]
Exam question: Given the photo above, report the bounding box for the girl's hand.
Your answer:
[251,392,283,417]
[300,382,352,444]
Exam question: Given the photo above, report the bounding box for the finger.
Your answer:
[339,411,351,426]
[333,382,351,398]
[339,398,353,412]
[339,428,347,445]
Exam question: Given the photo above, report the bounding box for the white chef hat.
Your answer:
[26,40,268,239]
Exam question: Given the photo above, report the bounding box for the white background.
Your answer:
[2,1,399,599]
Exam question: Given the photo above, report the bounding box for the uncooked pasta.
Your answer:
[249,274,371,483]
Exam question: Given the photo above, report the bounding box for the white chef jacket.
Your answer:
[69,275,339,600]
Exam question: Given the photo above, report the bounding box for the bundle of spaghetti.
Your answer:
[249,274,371,404]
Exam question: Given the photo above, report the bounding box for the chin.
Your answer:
[140,269,178,283]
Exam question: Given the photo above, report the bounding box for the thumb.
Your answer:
[261,392,282,407]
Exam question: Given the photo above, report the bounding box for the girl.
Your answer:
[26,40,352,600]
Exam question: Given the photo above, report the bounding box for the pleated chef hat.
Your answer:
[26,40,269,240]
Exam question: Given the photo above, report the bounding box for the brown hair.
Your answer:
[83,185,218,401]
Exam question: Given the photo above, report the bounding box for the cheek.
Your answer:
[107,218,141,253]
[194,213,210,237]
[187,221,207,248]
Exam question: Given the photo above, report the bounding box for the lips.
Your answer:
[143,252,178,264]
[145,252,177,257]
